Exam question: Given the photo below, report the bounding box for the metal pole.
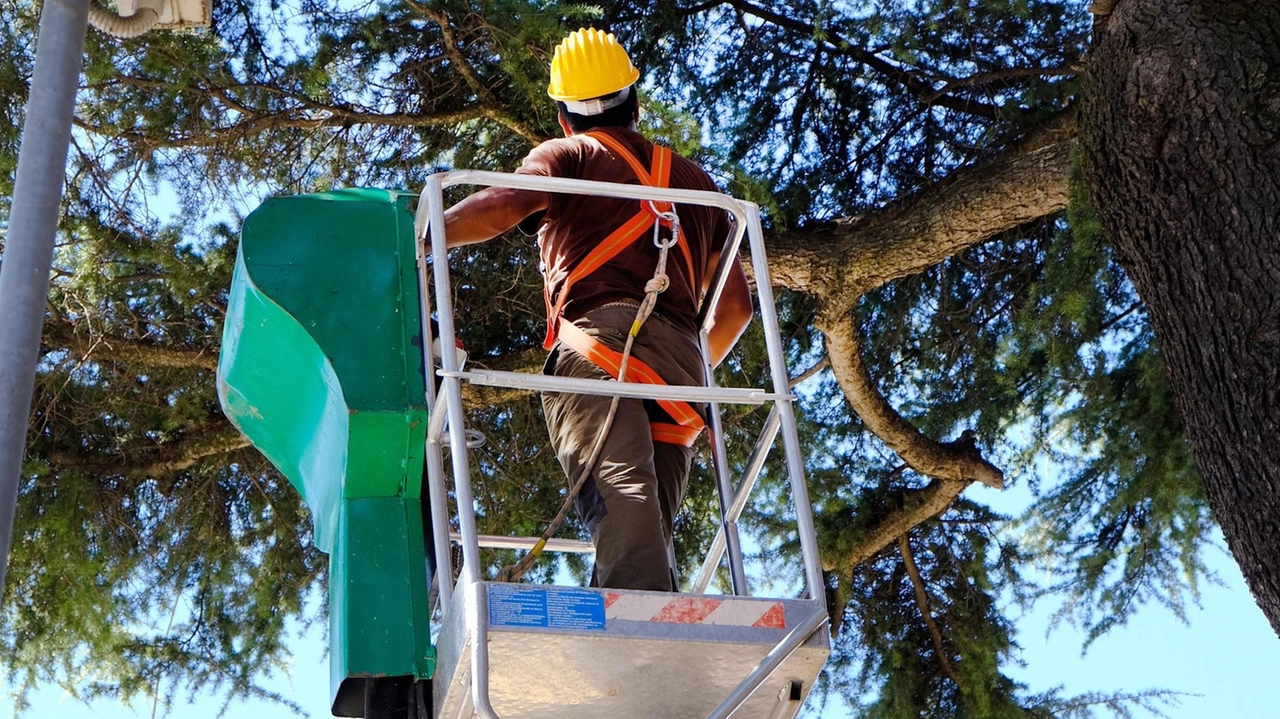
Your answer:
[424,174,501,719]
[0,0,89,595]
[700,330,748,595]
[743,204,826,604]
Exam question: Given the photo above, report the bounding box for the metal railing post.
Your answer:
[693,406,782,593]
[425,175,503,719]
[701,332,749,595]
[742,204,825,604]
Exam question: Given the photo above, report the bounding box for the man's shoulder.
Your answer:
[518,135,591,176]
[602,128,719,190]
[665,148,720,194]
[529,134,590,159]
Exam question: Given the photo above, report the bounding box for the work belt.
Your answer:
[541,131,705,447]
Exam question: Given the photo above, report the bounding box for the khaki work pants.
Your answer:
[541,303,707,592]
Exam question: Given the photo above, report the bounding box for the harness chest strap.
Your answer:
[541,133,697,351]
[557,321,704,448]
[587,130,698,285]
[541,133,708,446]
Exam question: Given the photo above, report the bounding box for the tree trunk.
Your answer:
[1081,0,1280,635]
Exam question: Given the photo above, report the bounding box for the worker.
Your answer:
[441,28,753,592]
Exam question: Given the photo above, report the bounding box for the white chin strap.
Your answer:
[562,85,631,116]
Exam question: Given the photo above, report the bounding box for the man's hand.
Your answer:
[441,186,549,248]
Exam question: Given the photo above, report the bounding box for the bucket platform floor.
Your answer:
[434,582,830,719]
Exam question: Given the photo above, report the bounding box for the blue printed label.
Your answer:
[488,584,548,627]
[488,585,605,631]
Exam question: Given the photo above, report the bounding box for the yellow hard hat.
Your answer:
[547,28,640,104]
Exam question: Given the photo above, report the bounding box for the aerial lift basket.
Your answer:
[417,171,831,719]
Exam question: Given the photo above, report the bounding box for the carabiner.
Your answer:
[646,200,680,249]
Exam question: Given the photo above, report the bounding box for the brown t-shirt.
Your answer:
[515,126,732,337]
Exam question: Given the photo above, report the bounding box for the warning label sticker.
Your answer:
[488,585,606,631]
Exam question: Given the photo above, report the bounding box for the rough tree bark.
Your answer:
[1080,0,1280,635]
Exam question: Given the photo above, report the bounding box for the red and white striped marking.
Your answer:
[604,593,786,629]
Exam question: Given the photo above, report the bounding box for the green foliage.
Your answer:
[2,209,324,712]
[1016,166,1210,643]
[618,0,1084,226]
[838,501,1028,719]
[3,462,322,715]
[0,0,1217,717]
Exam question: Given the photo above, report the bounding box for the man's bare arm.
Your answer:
[441,187,549,248]
[705,254,752,367]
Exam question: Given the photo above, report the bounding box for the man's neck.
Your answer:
[570,123,638,136]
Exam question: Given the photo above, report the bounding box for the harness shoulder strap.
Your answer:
[586,131,698,291]
[588,130,653,183]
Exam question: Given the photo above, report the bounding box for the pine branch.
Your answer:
[73,106,490,154]
[813,308,1001,579]
[899,534,963,690]
[789,356,830,388]
[715,0,1007,118]
[47,423,250,479]
[405,0,549,145]
[920,63,1081,102]
[42,319,220,372]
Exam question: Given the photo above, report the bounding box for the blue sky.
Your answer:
[1009,544,1280,719]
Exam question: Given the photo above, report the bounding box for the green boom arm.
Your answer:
[217,189,434,716]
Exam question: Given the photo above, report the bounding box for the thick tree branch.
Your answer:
[846,481,966,569]
[1089,0,1120,16]
[899,534,963,690]
[813,308,1002,575]
[756,117,1073,579]
[43,319,220,372]
[766,111,1076,311]
[817,310,1004,489]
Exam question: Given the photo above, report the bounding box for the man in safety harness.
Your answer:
[441,28,753,592]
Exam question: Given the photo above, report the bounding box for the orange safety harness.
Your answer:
[499,131,710,583]
[540,129,706,447]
